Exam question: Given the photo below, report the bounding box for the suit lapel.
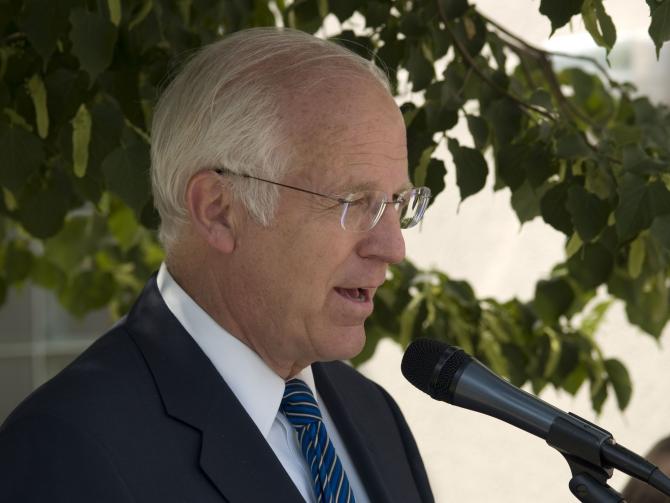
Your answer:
[314,362,394,502]
[125,276,303,502]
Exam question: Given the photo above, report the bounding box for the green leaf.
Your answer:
[626,274,669,337]
[629,238,648,282]
[128,0,153,30]
[448,138,488,201]
[108,0,122,26]
[17,172,71,239]
[566,232,583,258]
[430,21,452,60]
[424,159,447,208]
[60,269,116,317]
[562,364,588,395]
[44,69,89,129]
[5,243,33,283]
[424,102,458,133]
[19,0,73,62]
[440,62,468,108]
[580,300,612,337]
[399,12,426,39]
[541,184,574,235]
[406,45,434,92]
[534,278,575,324]
[439,0,469,19]
[88,97,125,173]
[590,375,608,414]
[44,216,102,271]
[622,145,669,177]
[650,214,670,250]
[566,185,610,242]
[101,142,151,216]
[0,123,44,193]
[399,292,425,347]
[286,0,322,33]
[529,89,554,112]
[376,27,405,74]
[108,204,140,251]
[27,74,48,139]
[511,180,542,224]
[363,1,390,27]
[484,98,522,146]
[466,114,488,150]
[252,0,276,26]
[581,0,616,55]
[604,358,632,410]
[72,104,92,178]
[496,143,526,190]
[329,0,359,22]
[3,109,33,132]
[69,8,118,85]
[647,0,670,58]
[555,132,591,159]
[649,180,670,215]
[30,257,66,291]
[450,12,486,57]
[615,173,655,240]
[584,162,616,200]
[567,242,613,289]
[540,0,585,34]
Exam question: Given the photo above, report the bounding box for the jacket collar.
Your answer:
[315,362,395,503]
[125,275,304,502]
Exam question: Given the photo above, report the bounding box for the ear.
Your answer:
[185,170,237,254]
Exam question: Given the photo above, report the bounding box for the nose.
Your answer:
[358,204,406,264]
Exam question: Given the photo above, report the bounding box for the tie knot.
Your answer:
[281,378,322,427]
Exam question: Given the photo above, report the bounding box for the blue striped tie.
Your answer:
[281,379,356,503]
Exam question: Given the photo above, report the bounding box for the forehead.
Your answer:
[284,78,410,193]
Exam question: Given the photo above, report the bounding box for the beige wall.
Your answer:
[360,2,670,501]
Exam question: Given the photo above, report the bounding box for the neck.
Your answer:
[165,252,309,380]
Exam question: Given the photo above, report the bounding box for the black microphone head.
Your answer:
[401,338,470,401]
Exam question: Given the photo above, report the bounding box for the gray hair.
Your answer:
[150,27,391,252]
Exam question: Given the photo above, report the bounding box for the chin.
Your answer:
[323,325,367,362]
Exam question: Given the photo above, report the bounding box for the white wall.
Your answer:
[360,2,670,501]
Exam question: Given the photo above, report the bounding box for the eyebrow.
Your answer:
[335,180,415,196]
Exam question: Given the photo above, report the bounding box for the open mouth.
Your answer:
[334,287,371,303]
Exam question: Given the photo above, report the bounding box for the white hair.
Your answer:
[150,27,391,253]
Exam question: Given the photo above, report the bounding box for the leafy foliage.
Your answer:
[1,0,669,413]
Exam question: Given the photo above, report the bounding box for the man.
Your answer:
[0,28,433,503]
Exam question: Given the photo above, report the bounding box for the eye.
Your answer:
[344,192,375,208]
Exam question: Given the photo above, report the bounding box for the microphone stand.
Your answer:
[561,453,624,503]
[547,415,625,502]
[546,413,625,503]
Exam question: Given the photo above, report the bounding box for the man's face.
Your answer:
[225,78,409,376]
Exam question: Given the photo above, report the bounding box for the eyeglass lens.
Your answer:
[341,189,430,232]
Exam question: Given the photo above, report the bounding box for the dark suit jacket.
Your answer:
[0,276,433,503]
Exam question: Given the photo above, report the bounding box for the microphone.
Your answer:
[401,338,670,497]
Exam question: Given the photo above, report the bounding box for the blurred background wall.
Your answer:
[1,1,669,501]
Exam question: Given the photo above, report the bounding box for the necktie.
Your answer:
[281,379,356,503]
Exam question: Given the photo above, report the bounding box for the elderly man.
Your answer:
[0,28,433,503]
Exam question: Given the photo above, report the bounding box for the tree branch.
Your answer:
[479,12,617,87]
[437,7,557,122]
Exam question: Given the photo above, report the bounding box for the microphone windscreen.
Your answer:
[401,338,469,401]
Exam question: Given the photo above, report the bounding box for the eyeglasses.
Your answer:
[213,167,431,232]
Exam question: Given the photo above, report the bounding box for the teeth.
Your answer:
[337,287,367,302]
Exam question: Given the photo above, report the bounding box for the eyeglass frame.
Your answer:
[212,167,431,232]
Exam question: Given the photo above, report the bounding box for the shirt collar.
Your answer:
[156,263,317,438]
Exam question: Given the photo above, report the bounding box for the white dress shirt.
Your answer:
[157,264,370,503]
